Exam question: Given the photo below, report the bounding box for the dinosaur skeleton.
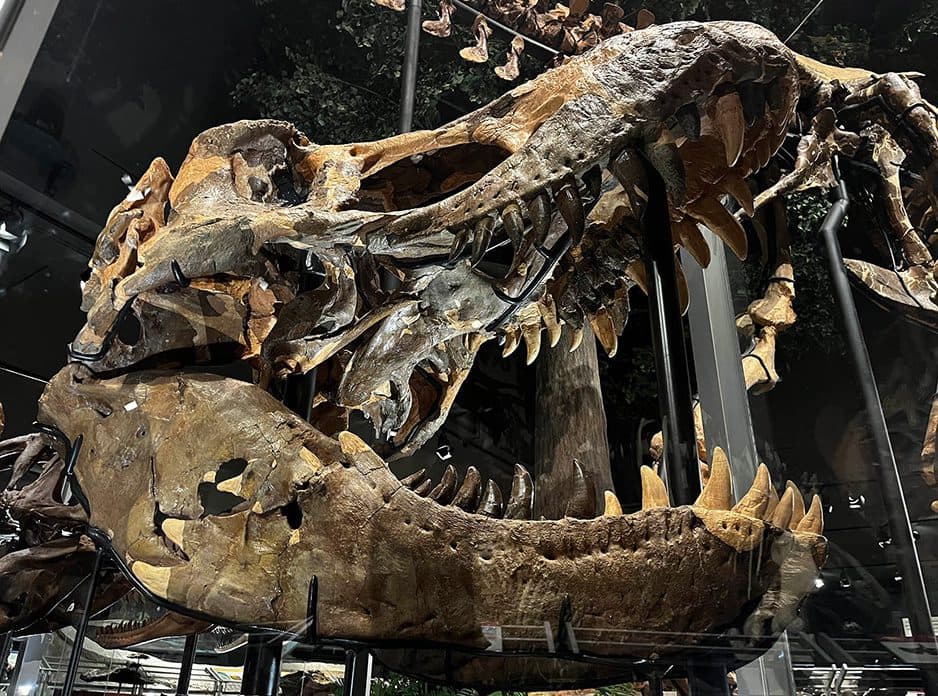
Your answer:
[1,18,937,689]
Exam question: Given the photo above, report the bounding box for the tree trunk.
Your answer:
[534,326,613,518]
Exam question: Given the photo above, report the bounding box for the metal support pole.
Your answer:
[240,635,283,696]
[0,633,11,683]
[62,548,104,696]
[342,648,373,696]
[819,178,938,694]
[640,157,702,505]
[176,633,199,696]
[398,0,423,134]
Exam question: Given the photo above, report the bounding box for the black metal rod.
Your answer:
[62,548,104,696]
[398,0,423,133]
[175,633,199,696]
[819,178,938,693]
[0,633,11,683]
[240,634,283,696]
[342,649,373,696]
[640,157,701,505]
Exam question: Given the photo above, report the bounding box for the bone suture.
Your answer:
[5,16,938,690]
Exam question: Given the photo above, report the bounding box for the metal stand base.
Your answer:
[175,633,199,695]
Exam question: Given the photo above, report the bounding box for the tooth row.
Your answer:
[98,619,149,635]
[633,447,824,534]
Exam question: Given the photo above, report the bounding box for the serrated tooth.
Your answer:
[471,216,495,266]
[400,468,427,488]
[564,459,596,518]
[763,485,780,521]
[414,478,434,496]
[695,446,733,510]
[786,481,806,529]
[686,196,748,260]
[518,303,542,365]
[502,326,520,357]
[505,463,534,519]
[626,260,648,294]
[603,490,623,516]
[672,217,711,268]
[449,228,470,260]
[770,487,795,529]
[732,463,771,518]
[590,308,618,357]
[713,92,745,166]
[555,178,585,246]
[429,464,457,504]
[568,326,584,352]
[721,173,755,217]
[527,193,552,246]
[476,480,504,518]
[797,494,824,534]
[640,465,669,509]
[451,466,482,511]
[161,518,186,550]
[538,295,563,348]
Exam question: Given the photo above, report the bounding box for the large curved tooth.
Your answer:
[564,459,596,518]
[640,465,669,509]
[451,466,482,511]
[161,518,186,550]
[685,196,748,260]
[502,325,520,358]
[429,464,457,504]
[476,479,504,518]
[555,178,585,246]
[414,478,434,497]
[732,463,771,518]
[505,463,534,519]
[695,446,733,510]
[501,202,528,274]
[763,485,779,521]
[770,487,795,529]
[471,216,495,266]
[538,296,563,348]
[590,308,618,357]
[527,193,552,246]
[786,481,806,529]
[673,217,711,268]
[449,228,470,261]
[797,494,824,534]
[713,92,745,166]
[518,304,543,365]
[603,490,623,516]
[568,326,584,352]
[720,172,755,217]
[401,468,427,488]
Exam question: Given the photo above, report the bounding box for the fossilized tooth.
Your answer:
[414,478,435,497]
[764,484,780,521]
[422,0,454,37]
[527,193,552,246]
[520,314,542,365]
[476,480,503,517]
[428,464,457,504]
[696,447,733,510]
[538,296,563,348]
[590,308,618,357]
[713,92,746,166]
[451,465,482,511]
[640,465,669,509]
[471,216,495,266]
[786,481,806,528]
[564,460,596,518]
[460,15,492,63]
[771,487,795,529]
[732,463,771,518]
[501,201,527,274]
[400,468,427,488]
[555,179,585,246]
[449,228,470,260]
[685,196,748,259]
[603,490,623,517]
[672,216,711,268]
[501,325,520,357]
[161,518,186,550]
[721,172,755,217]
[797,495,824,534]
[504,463,534,520]
[568,326,584,352]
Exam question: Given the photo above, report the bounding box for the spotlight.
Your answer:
[813,577,825,589]
[839,570,851,588]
